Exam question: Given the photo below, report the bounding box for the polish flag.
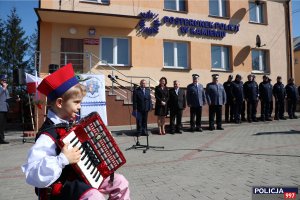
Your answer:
[25,73,42,94]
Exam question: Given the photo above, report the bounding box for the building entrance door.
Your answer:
[61,38,84,73]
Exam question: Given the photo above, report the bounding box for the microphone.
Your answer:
[108,75,116,82]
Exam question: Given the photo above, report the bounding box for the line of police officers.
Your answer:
[223,74,299,124]
[184,73,299,133]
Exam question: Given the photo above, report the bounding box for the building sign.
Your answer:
[84,38,99,45]
[138,10,240,39]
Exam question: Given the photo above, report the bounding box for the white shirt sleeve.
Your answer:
[21,134,69,188]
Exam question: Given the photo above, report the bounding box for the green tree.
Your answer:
[26,29,38,74]
[2,7,29,80]
[0,18,5,74]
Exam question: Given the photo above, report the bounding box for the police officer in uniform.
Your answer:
[273,76,286,120]
[285,78,299,119]
[259,75,273,121]
[0,74,10,144]
[206,74,226,131]
[243,74,259,122]
[186,74,206,132]
[268,78,274,119]
[223,75,234,123]
[231,74,244,123]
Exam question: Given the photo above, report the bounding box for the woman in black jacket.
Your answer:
[155,77,169,135]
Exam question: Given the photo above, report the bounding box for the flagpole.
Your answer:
[35,70,39,132]
[28,93,35,131]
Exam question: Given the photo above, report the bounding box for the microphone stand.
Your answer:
[108,75,164,153]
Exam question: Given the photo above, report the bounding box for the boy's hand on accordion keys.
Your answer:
[62,143,82,164]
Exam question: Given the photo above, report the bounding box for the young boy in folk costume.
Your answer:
[21,64,130,200]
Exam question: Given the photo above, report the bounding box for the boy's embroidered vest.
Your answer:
[35,118,92,200]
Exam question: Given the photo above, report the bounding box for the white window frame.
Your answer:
[100,37,130,66]
[249,2,264,23]
[164,0,186,12]
[163,41,189,69]
[209,0,227,17]
[251,49,268,73]
[80,0,109,3]
[211,45,230,71]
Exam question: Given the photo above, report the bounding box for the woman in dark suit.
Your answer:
[155,77,169,135]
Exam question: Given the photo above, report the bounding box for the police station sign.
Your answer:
[138,10,240,39]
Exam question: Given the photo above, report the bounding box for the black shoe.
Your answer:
[293,116,298,119]
[0,140,9,144]
[235,120,241,124]
[170,130,175,135]
[216,127,224,130]
[266,118,272,121]
[274,117,279,120]
[195,127,203,132]
[176,130,182,134]
[252,118,258,122]
[209,126,215,131]
[289,116,293,119]
[241,118,247,122]
[189,128,195,132]
[279,117,287,120]
[247,119,252,123]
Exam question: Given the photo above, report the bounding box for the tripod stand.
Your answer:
[125,132,164,153]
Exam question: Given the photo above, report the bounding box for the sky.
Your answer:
[0,0,300,38]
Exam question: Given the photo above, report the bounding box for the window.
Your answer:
[252,49,268,72]
[249,2,264,23]
[211,46,230,70]
[100,37,130,66]
[164,41,188,68]
[209,0,228,17]
[80,0,110,4]
[164,0,186,12]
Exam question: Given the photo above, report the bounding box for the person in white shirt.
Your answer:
[21,63,130,200]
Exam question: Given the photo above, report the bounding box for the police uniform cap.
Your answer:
[0,74,7,81]
[235,74,241,79]
[192,74,199,79]
[263,75,268,79]
[277,76,282,79]
[228,75,233,79]
[212,74,219,79]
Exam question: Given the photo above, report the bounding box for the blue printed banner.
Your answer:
[80,74,107,125]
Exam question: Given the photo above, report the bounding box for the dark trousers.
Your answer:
[233,101,243,122]
[269,100,273,117]
[170,109,183,131]
[260,100,271,120]
[287,99,297,117]
[136,111,148,136]
[225,101,234,122]
[274,100,285,118]
[246,100,257,121]
[190,106,202,128]
[0,112,7,142]
[209,105,222,128]
[241,101,246,120]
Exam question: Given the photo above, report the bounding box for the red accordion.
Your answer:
[57,112,126,189]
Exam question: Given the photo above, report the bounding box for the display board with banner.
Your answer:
[79,74,107,125]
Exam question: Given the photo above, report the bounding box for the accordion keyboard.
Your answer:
[62,131,103,189]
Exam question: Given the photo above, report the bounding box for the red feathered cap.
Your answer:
[37,63,79,101]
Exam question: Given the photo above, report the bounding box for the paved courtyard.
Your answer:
[0,117,300,200]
